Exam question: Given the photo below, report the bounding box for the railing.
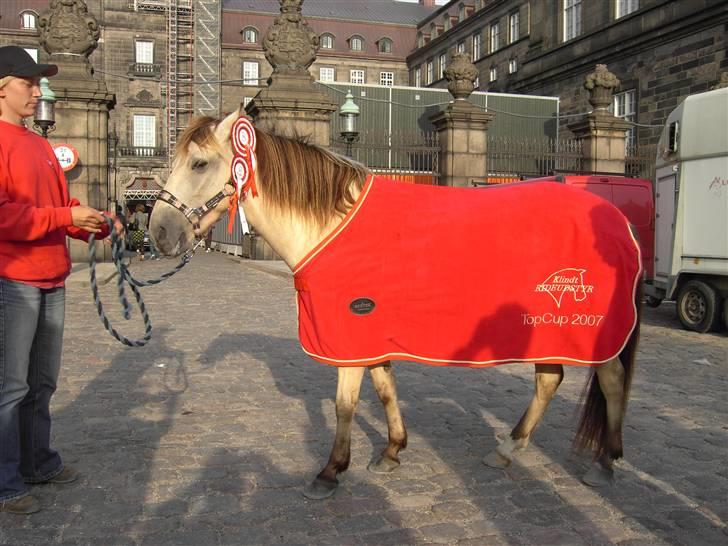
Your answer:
[329,130,440,184]
[128,62,162,78]
[625,144,657,180]
[128,0,193,11]
[486,137,584,183]
[118,146,167,158]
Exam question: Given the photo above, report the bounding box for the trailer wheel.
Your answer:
[676,280,720,333]
[645,295,662,308]
[722,298,728,333]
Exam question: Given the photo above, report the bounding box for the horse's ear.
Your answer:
[213,108,243,144]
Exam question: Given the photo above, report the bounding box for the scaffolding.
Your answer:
[167,0,194,167]
[194,0,222,119]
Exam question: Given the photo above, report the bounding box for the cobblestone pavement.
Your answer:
[2,252,726,545]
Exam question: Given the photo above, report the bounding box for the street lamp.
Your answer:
[339,90,360,157]
[34,77,56,138]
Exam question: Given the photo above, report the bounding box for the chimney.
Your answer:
[420,0,437,7]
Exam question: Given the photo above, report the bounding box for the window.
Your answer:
[457,41,465,54]
[243,97,253,107]
[380,71,394,86]
[430,23,437,40]
[321,34,334,49]
[439,52,447,77]
[135,41,154,64]
[350,69,365,84]
[350,35,364,51]
[458,4,466,22]
[475,0,483,10]
[378,38,393,54]
[508,58,518,74]
[243,61,259,85]
[612,89,637,148]
[564,0,582,41]
[489,66,497,82]
[23,48,38,62]
[133,115,155,148]
[489,21,500,53]
[443,15,451,32]
[426,59,434,85]
[616,0,639,18]
[509,12,520,43]
[474,76,480,89]
[319,67,335,82]
[414,65,422,87]
[21,12,36,29]
[472,32,481,61]
[242,27,258,43]
[417,32,424,48]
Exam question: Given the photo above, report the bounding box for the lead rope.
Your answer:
[87,216,203,347]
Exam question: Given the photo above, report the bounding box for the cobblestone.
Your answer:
[1,252,725,544]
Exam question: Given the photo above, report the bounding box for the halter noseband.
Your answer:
[156,182,236,232]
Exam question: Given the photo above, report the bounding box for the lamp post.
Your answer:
[33,77,56,138]
[339,90,360,158]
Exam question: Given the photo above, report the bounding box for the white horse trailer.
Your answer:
[644,87,728,333]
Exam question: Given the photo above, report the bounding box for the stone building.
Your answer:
[407,0,728,149]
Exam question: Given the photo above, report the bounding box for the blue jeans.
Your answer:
[0,279,65,501]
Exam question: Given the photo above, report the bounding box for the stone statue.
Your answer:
[38,0,100,58]
[443,51,480,100]
[262,0,319,74]
[584,64,620,110]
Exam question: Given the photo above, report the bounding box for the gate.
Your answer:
[485,136,584,183]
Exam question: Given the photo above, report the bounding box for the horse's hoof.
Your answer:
[483,450,512,469]
[302,478,338,500]
[582,462,615,487]
[367,456,400,474]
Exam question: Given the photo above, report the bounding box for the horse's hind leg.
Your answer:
[583,357,625,487]
[484,364,564,468]
[367,362,407,474]
[303,366,365,500]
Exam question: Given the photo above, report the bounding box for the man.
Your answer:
[0,46,111,514]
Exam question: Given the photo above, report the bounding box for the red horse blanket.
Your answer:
[293,177,641,368]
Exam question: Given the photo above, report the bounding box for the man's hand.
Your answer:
[71,205,105,233]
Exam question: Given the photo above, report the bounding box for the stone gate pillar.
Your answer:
[243,0,337,259]
[430,52,494,187]
[567,64,631,174]
[38,0,116,262]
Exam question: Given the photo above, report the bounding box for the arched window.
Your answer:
[242,27,258,43]
[350,35,364,52]
[429,23,437,40]
[378,38,392,54]
[21,11,37,29]
[320,33,334,49]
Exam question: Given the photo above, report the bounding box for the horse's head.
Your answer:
[150,110,240,256]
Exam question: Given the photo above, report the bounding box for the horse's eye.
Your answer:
[192,159,208,171]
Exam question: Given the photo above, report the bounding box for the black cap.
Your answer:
[0,46,58,79]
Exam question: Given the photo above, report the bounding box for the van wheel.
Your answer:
[676,280,719,333]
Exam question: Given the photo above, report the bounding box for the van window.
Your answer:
[612,185,652,227]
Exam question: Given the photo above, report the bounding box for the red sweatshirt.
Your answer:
[0,119,108,287]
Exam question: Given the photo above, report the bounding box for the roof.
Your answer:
[223,0,436,26]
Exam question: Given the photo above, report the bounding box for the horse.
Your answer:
[149,109,642,500]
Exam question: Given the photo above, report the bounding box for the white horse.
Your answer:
[150,109,642,499]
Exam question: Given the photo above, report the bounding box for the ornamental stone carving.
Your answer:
[584,64,620,110]
[263,0,319,75]
[444,51,479,100]
[38,0,100,58]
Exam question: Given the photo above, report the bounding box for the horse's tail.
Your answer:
[574,281,642,460]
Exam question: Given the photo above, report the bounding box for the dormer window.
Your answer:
[458,4,466,22]
[443,15,451,31]
[417,32,425,48]
[321,33,334,49]
[242,27,258,43]
[378,38,393,53]
[350,35,364,51]
[21,11,37,29]
[430,23,437,40]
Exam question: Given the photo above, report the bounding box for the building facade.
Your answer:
[407,0,728,149]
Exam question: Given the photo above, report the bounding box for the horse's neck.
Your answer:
[242,183,361,271]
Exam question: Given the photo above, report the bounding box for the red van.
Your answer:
[528,175,655,280]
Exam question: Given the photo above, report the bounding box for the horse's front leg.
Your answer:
[303,366,365,500]
[367,361,407,474]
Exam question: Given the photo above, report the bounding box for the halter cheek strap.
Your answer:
[228,116,258,234]
[157,182,235,232]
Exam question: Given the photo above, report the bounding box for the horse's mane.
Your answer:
[176,116,369,228]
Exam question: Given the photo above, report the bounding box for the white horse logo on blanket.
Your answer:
[535,268,594,308]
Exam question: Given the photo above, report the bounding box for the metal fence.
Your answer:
[625,144,657,181]
[330,130,440,184]
[485,136,584,183]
